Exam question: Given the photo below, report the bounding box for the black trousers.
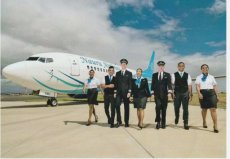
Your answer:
[174,91,189,124]
[104,93,116,124]
[115,93,130,125]
[154,95,168,124]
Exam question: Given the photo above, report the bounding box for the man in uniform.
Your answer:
[101,66,117,128]
[172,62,192,130]
[114,59,132,127]
[151,61,173,129]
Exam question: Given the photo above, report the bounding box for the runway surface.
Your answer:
[1,101,226,158]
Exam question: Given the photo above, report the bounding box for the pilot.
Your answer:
[171,62,192,130]
[114,58,132,127]
[195,64,219,133]
[151,61,173,129]
[83,69,101,126]
[101,66,117,128]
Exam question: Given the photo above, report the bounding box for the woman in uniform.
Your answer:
[83,69,101,126]
[195,64,219,133]
[132,68,151,129]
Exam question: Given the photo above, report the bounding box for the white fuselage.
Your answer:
[2,52,136,95]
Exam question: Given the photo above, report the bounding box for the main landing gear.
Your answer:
[47,97,58,106]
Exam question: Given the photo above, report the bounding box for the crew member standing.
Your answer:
[101,66,117,128]
[83,69,101,126]
[195,64,219,133]
[151,61,173,129]
[114,59,132,128]
[171,62,192,130]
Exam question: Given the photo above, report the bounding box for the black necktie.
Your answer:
[159,73,162,81]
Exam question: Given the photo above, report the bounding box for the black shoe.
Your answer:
[110,124,114,128]
[214,126,219,133]
[95,115,98,123]
[86,121,92,126]
[184,124,189,130]
[161,123,166,129]
[116,123,120,128]
[138,125,143,130]
[156,122,160,129]
[203,122,208,128]
[125,124,129,127]
[175,118,179,125]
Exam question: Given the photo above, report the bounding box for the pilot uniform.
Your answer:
[151,61,172,129]
[114,59,132,127]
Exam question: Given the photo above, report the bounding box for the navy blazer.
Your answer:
[132,78,151,98]
[151,72,172,97]
[114,70,132,95]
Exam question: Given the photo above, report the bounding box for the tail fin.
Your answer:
[142,51,155,78]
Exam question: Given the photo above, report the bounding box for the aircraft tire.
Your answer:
[50,98,58,107]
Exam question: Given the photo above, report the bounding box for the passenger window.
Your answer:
[97,68,99,71]
[38,57,46,63]
[94,67,96,71]
[46,58,53,63]
[87,66,90,69]
[100,68,102,72]
[103,69,105,72]
[91,66,93,69]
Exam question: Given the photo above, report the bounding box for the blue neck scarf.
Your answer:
[135,77,142,88]
[88,77,93,84]
[201,73,208,82]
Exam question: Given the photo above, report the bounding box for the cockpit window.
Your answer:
[38,57,46,63]
[27,56,54,63]
[46,58,53,63]
[26,57,39,61]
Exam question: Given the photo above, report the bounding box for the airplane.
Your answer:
[2,52,155,106]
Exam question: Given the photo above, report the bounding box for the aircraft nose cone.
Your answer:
[2,62,27,82]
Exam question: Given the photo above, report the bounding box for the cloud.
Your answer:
[207,0,226,14]
[205,41,226,47]
[1,0,226,79]
[148,10,186,39]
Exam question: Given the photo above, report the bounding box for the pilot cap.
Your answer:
[157,61,165,66]
[120,58,128,64]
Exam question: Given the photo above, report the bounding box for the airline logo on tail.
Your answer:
[142,51,155,79]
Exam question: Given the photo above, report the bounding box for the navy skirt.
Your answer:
[199,89,217,109]
[133,97,147,109]
[87,88,98,105]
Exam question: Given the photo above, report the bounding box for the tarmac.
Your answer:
[1,101,226,158]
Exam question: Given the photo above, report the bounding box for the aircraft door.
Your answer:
[71,59,80,76]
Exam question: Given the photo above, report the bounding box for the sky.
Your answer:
[1,0,226,92]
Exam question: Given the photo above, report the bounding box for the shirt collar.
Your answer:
[135,76,143,79]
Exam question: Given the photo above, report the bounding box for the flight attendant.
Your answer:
[195,64,219,133]
[151,61,173,129]
[114,58,132,127]
[132,68,151,129]
[171,62,192,130]
[83,69,101,126]
[101,66,117,128]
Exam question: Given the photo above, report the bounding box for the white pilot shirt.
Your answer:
[171,71,192,85]
[84,77,100,89]
[195,74,217,90]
